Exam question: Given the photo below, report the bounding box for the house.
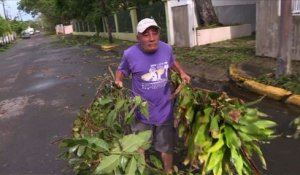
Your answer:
[55,24,73,35]
[256,0,300,60]
[166,0,255,47]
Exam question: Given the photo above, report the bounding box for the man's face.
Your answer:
[137,27,160,53]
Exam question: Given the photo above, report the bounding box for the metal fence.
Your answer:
[0,33,16,46]
[117,10,133,33]
[107,15,116,32]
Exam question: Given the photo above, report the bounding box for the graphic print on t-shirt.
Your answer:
[141,61,169,90]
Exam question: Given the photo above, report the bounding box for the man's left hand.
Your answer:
[180,72,191,84]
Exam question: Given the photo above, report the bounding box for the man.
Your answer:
[115,18,190,173]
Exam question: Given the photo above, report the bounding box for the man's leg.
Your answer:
[154,121,175,173]
[161,152,173,173]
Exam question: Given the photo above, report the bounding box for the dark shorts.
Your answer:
[131,119,176,153]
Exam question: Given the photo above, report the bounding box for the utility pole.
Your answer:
[276,0,293,77]
[0,0,8,20]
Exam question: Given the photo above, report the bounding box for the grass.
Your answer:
[256,74,300,95]
[0,43,14,52]
[61,35,255,69]
[59,35,134,48]
[173,35,255,68]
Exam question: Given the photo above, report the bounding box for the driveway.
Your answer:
[0,35,115,174]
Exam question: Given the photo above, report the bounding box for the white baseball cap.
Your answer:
[137,18,160,33]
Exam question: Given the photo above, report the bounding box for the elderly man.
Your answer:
[115,18,190,173]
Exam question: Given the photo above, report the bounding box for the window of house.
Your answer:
[292,0,300,14]
[278,0,300,15]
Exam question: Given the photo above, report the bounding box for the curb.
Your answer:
[229,64,300,107]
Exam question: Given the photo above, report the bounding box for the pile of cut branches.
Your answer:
[59,72,277,175]
[171,72,277,175]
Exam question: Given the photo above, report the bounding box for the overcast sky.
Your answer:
[0,0,34,20]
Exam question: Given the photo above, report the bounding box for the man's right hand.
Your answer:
[114,80,123,88]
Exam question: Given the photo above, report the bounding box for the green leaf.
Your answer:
[77,145,86,157]
[120,156,129,171]
[68,145,79,153]
[59,138,88,148]
[94,155,120,174]
[185,107,195,123]
[253,120,277,129]
[98,97,113,105]
[150,155,163,169]
[253,144,267,169]
[245,96,264,107]
[207,135,224,153]
[68,158,82,165]
[140,101,149,118]
[237,124,261,135]
[245,108,258,117]
[206,148,225,172]
[212,160,223,175]
[204,107,213,119]
[106,110,117,126]
[238,114,258,125]
[85,137,109,152]
[125,104,138,124]
[180,90,192,107]
[224,126,241,149]
[136,130,152,145]
[125,157,138,175]
[210,115,220,138]
[238,132,257,142]
[230,148,243,175]
[120,131,151,153]
[115,98,125,111]
[194,124,208,146]
[134,96,142,105]
[178,123,186,138]
[136,154,146,174]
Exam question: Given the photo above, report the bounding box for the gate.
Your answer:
[172,5,190,47]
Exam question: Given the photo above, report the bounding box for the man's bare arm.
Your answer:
[115,70,124,88]
[171,60,191,84]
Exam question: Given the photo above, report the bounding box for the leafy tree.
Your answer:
[0,16,11,35]
[10,20,28,34]
[18,0,61,31]
[18,0,163,42]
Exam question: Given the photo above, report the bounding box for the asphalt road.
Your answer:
[0,35,114,174]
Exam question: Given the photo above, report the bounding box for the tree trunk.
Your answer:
[100,0,113,43]
[194,0,220,26]
[276,0,292,77]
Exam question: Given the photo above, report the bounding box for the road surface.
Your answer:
[0,35,115,174]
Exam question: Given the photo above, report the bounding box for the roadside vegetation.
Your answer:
[173,35,255,68]
[256,74,300,95]
[0,43,13,52]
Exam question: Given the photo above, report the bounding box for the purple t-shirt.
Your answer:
[118,41,175,125]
